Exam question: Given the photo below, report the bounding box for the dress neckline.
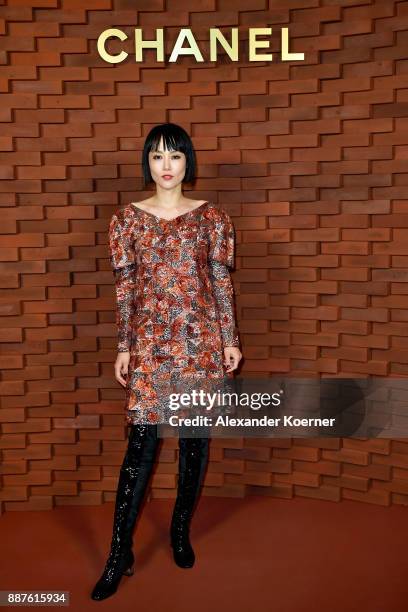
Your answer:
[130,201,209,222]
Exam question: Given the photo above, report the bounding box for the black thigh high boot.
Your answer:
[170,434,210,568]
[91,423,159,601]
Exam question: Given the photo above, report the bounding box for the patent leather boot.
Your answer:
[170,436,209,568]
[91,424,159,601]
[121,423,159,559]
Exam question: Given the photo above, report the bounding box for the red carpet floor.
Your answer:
[1,496,408,612]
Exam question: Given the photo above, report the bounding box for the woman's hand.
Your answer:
[115,351,130,387]
[224,346,242,373]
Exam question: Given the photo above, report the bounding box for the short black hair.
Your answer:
[141,123,196,186]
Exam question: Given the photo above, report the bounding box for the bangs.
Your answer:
[148,129,181,153]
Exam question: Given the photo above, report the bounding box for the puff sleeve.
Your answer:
[208,208,240,348]
[108,210,136,353]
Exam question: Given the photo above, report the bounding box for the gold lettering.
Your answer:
[97,28,128,64]
[281,27,304,61]
[135,28,164,62]
[95,26,305,64]
[249,28,272,61]
[169,28,204,62]
[209,28,239,62]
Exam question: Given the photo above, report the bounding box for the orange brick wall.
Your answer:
[1,0,408,512]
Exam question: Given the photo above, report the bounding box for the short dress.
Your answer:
[108,201,240,425]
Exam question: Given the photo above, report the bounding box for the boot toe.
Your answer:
[171,540,195,568]
[91,581,117,601]
[174,554,195,568]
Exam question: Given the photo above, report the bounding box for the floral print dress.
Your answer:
[108,201,240,425]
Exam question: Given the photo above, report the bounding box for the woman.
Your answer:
[91,123,242,601]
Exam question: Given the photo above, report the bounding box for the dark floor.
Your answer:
[1,495,408,611]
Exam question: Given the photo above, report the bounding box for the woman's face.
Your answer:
[148,136,186,189]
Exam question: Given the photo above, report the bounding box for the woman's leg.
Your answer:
[91,423,159,601]
[170,431,210,568]
[121,423,159,554]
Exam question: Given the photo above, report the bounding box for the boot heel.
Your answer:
[123,563,135,576]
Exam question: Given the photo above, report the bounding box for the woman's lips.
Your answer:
[162,175,173,180]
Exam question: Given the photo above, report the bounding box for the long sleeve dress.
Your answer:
[108,201,240,425]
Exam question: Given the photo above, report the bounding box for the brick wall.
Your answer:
[1,0,408,512]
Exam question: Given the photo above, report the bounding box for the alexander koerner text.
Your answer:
[169,415,336,427]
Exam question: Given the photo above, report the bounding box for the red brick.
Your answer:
[1,4,407,512]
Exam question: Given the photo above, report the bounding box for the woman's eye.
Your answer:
[152,155,161,160]
[172,155,181,159]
